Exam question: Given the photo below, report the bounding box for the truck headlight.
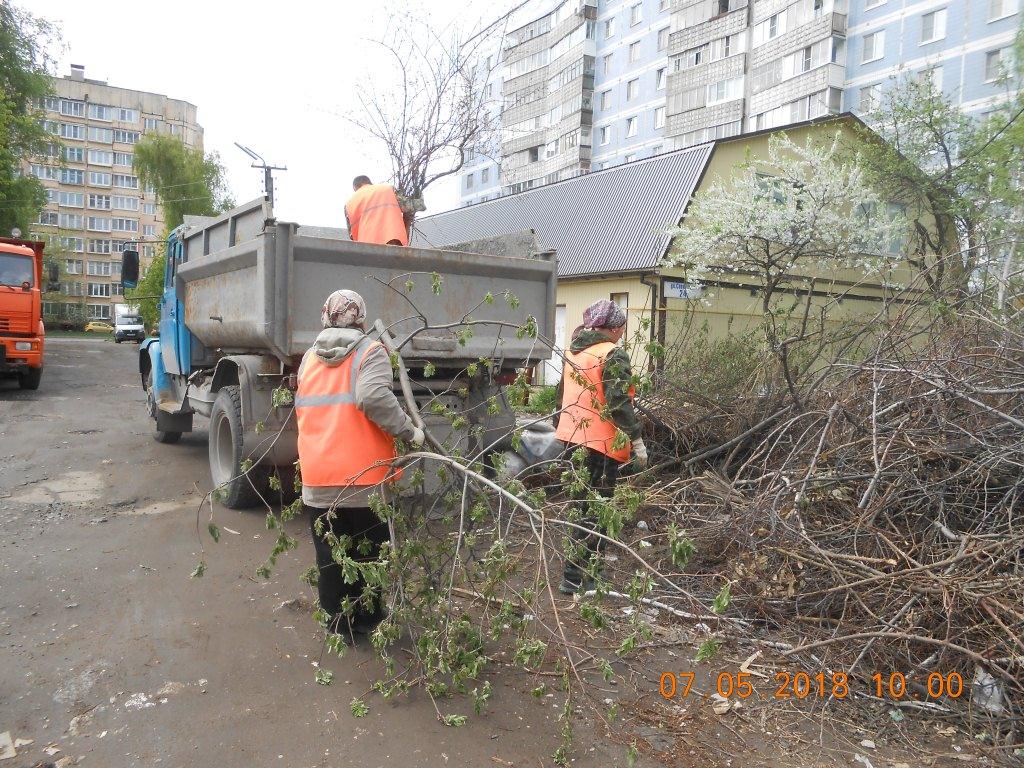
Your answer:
[14,342,32,351]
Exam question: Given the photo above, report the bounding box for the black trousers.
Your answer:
[306,503,389,622]
[564,448,622,582]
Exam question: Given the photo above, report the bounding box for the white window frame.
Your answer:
[657,27,670,51]
[630,3,642,25]
[654,105,666,129]
[629,41,641,63]
[600,90,612,110]
[862,30,885,63]
[920,9,946,45]
[87,216,111,232]
[603,53,613,75]
[656,67,667,90]
[604,18,614,39]
[599,125,611,145]
[627,78,639,101]
[988,0,1018,21]
[865,0,886,8]
[625,115,638,137]
[88,104,112,121]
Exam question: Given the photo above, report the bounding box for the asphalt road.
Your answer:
[0,338,637,768]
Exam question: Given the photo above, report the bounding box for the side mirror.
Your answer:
[121,249,140,290]
[47,262,60,292]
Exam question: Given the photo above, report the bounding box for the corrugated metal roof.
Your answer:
[412,142,714,277]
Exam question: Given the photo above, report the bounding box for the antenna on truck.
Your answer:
[234,143,287,209]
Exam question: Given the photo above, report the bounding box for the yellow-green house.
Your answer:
[415,114,917,383]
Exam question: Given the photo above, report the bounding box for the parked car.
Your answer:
[84,321,114,333]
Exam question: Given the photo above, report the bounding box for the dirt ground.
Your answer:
[0,339,999,768]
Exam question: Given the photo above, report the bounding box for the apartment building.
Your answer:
[458,0,1020,208]
[26,65,203,323]
[845,0,1021,116]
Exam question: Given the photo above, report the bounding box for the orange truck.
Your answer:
[0,236,49,390]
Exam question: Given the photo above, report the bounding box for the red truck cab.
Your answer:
[0,237,46,390]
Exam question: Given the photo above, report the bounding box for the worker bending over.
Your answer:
[295,289,424,640]
[554,299,648,594]
[344,175,409,246]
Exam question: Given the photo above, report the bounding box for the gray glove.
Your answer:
[631,437,648,469]
[409,426,425,449]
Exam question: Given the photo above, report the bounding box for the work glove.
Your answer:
[410,426,425,449]
[631,438,648,469]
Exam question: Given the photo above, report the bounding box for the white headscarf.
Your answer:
[320,289,367,329]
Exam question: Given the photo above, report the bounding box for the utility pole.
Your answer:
[234,143,287,209]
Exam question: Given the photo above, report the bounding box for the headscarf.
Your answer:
[582,299,626,329]
[320,289,367,329]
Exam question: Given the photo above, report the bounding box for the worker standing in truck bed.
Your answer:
[344,175,409,246]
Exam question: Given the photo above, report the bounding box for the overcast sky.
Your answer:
[36,0,514,225]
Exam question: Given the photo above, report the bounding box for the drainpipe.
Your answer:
[639,272,661,372]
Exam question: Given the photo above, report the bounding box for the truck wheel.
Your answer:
[209,385,265,509]
[146,371,181,444]
[18,368,42,391]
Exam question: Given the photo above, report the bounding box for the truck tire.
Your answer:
[209,385,266,509]
[18,367,42,391]
[146,371,181,444]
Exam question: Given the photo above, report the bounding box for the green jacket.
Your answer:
[554,328,641,440]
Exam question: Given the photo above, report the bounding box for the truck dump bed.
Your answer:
[175,198,556,366]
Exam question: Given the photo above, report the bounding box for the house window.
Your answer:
[65,146,84,163]
[862,30,884,63]
[86,260,113,277]
[768,13,780,39]
[986,47,1012,81]
[58,213,83,229]
[630,3,642,25]
[920,9,946,44]
[143,225,156,237]
[113,152,133,167]
[59,191,84,207]
[113,129,140,144]
[625,116,638,137]
[858,83,881,111]
[112,218,139,233]
[62,168,85,185]
[88,283,111,298]
[654,106,666,128]
[707,76,743,105]
[610,293,629,330]
[62,237,85,253]
[623,153,637,163]
[88,239,111,254]
[917,65,943,91]
[87,304,111,320]
[87,216,111,232]
[656,67,667,90]
[801,45,813,72]
[59,99,84,116]
[657,27,670,51]
[117,108,139,122]
[865,0,886,8]
[144,117,160,130]
[89,126,113,143]
[465,173,474,190]
[37,211,58,227]
[651,144,663,155]
[112,196,139,211]
[113,174,139,189]
[89,171,111,186]
[603,53,613,75]
[481,167,489,184]
[88,194,111,210]
[143,202,157,215]
[627,78,639,100]
[59,123,85,140]
[65,259,83,274]
[88,104,112,121]
[604,18,614,38]
[599,125,611,145]
[629,41,641,63]
[88,149,113,165]
[988,0,1018,20]
[600,90,612,110]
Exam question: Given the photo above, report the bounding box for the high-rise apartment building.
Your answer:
[458,0,1020,209]
[26,65,203,322]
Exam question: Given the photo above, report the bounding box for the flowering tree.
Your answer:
[665,133,904,352]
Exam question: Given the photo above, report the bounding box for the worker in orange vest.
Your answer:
[344,175,409,246]
[554,299,648,594]
[296,289,424,641]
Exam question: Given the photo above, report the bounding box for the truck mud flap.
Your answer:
[156,409,193,433]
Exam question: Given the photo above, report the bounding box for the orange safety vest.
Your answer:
[344,184,409,246]
[295,338,402,488]
[555,341,634,463]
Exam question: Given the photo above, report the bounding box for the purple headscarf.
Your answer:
[582,299,626,329]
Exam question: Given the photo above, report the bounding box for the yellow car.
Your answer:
[84,321,115,333]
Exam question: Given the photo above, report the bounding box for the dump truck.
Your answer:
[0,236,53,390]
[125,197,556,508]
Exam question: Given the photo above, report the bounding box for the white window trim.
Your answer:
[864,0,887,8]
[919,9,947,46]
[862,31,885,63]
[988,0,1018,22]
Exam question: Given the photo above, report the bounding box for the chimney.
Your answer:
[70,64,85,81]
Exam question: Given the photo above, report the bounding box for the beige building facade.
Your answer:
[27,65,203,323]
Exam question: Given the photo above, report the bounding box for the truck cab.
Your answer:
[0,238,47,390]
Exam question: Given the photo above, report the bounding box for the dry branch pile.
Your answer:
[640,297,1024,741]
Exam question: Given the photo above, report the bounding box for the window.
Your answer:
[600,90,612,110]
[65,147,84,163]
[88,239,111,254]
[62,238,84,253]
[88,194,111,210]
[88,283,111,298]
[117,108,139,122]
[604,18,614,38]
[58,213,83,229]
[141,245,155,258]
[143,225,156,237]
[599,125,611,145]
[59,123,85,140]
[111,240,130,253]
[916,64,944,91]
[656,67,667,90]
[41,119,58,135]
[769,13,780,38]
[112,283,124,296]
[29,163,58,181]
[630,3,642,25]
[986,47,1013,81]
[113,129,140,144]
[627,78,639,100]
[113,174,139,189]
[59,99,84,116]
[88,149,113,165]
[989,0,1018,20]
[528,146,540,163]
[88,104,112,121]
[659,0,669,9]
[87,304,111,320]
[481,168,489,184]
[610,293,629,330]
[113,195,138,211]
[144,117,159,130]
[629,41,641,63]
[62,282,84,296]
[625,116,638,137]
[62,168,85,185]
[37,211,58,226]
[716,0,731,13]
[65,259,83,274]
[41,96,58,111]
[89,171,111,186]
[813,0,825,17]
[59,191,84,207]
[87,216,111,232]
[858,83,881,111]
[658,27,670,51]
[654,105,666,128]
[707,75,744,105]
[87,260,113,276]
[800,46,813,72]
[865,0,886,8]
[862,30,884,63]
[113,152,133,167]
[112,218,139,233]
[89,126,114,143]
[603,53,613,75]
[465,172,474,190]
[623,153,637,163]
[921,9,946,44]
[651,144,663,155]
[143,202,157,215]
